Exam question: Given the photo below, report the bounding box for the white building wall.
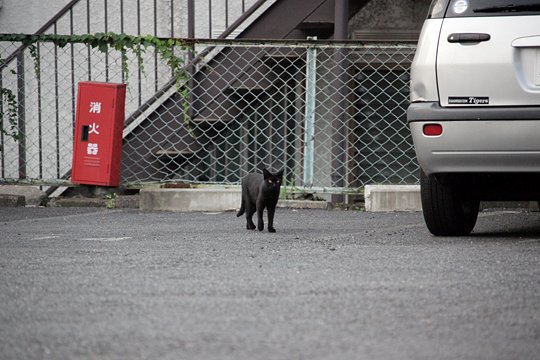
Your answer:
[0,0,259,37]
[0,0,68,33]
[0,0,262,182]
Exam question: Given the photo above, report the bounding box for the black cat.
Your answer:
[237,169,284,233]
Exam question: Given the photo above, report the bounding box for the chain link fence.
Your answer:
[1,37,419,192]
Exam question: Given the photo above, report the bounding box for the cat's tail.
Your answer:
[236,198,245,217]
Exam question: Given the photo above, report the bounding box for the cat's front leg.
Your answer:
[256,205,265,231]
[246,219,256,230]
[267,205,276,233]
[246,205,256,230]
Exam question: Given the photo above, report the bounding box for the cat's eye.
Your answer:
[268,180,273,183]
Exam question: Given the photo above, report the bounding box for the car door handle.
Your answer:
[448,33,491,43]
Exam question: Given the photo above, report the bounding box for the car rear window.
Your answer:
[428,0,540,18]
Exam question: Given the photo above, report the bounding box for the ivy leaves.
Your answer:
[6,32,191,85]
[0,88,18,141]
[0,33,192,143]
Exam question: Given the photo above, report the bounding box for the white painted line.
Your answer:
[78,237,132,242]
[31,235,59,240]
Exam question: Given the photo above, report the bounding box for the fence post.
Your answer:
[17,52,26,180]
[188,0,195,120]
[303,37,317,187]
[0,72,4,177]
[331,0,349,202]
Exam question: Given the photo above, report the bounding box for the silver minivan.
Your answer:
[408,0,540,235]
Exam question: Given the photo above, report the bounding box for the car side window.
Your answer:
[427,0,450,18]
[445,0,540,17]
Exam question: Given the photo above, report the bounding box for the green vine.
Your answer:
[0,87,19,141]
[0,32,194,143]
[28,44,40,78]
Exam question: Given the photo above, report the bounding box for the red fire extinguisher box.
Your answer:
[72,82,127,187]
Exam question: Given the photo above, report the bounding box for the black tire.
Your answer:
[420,171,479,236]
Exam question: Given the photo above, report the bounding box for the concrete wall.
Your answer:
[0,0,68,33]
[0,0,258,36]
[350,0,430,36]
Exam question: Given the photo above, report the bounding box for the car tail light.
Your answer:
[423,124,443,136]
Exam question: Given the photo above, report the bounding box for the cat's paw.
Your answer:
[268,227,276,233]
[247,223,256,230]
[258,224,264,231]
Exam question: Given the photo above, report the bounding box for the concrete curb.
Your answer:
[277,199,328,210]
[4,184,537,212]
[40,188,328,211]
[0,194,26,207]
[48,194,140,208]
[49,196,111,208]
[140,188,242,212]
[0,185,47,206]
[139,187,329,212]
[363,185,540,212]
[365,185,422,212]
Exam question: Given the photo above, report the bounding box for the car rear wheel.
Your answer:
[420,171,479,236]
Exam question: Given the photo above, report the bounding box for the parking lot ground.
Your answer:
[1,207,539,359]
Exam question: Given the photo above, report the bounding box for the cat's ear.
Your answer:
[262,168,271,179]
[276,169,284,179]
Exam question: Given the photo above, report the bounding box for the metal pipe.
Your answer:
[70,8,75,130]
[54,23,60,179]
[334,0,349,40]
[137,0,142,106]
[120,0,125,83]
[171,0,175,78]
[154,0,158,92]
[37,43,43,182]
[303,37,317,187]
[16,52,26,179]
[0,72,4,177]
[188,0,195,38]
[331,0,349,202]
[86,0,91,80]
[225,0,229,29]
[188,0,195,120]
[120,0,124,33]
[170,0,174,38]
[208,0,212,38]
[105,0,109,82]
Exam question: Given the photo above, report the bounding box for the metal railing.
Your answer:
[1,36,419,193]
[0,0,270,184]
[5,0,263,38]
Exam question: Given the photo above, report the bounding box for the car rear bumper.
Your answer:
[407,102,540,175]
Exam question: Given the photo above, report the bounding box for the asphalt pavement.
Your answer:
[1,207,539,359]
